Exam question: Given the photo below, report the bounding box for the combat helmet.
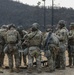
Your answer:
[70,22,74,27]
[58,20,66,28]
[17,25,23,31]
[70,22,74,29]
[1,25,8,29]
[46,25,52,32]
[32,23,39,31]
[8,23,16,29]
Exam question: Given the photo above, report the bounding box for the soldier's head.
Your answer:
[17,25,23,32]
[70,22,74,30]
[46,25,52,32]
[1,25,8,29]
[46,28,52,32]
[32,23,39,31]
[9,23,16,30]
[58,20,66,29]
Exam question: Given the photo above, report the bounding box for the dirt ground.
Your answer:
[1,67,74,75]
[1,51,72,75]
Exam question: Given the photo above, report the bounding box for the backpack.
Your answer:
[0,29,7,40]
[7,30,18,43]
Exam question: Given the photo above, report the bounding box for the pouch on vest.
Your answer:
[7,30,17,43]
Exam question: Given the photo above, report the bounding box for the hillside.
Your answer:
[0,0,74,29]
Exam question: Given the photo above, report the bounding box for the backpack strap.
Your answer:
[29,31,38,40]
[44,32,52,50]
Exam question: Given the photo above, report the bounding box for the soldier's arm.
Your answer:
[22,33,30,46]
[39,32,43,49]
[58,31,65,41]
[23,33,28,40]
[17,31,22,45]
[68,32,74,39]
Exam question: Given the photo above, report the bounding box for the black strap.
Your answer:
[44,32,52,50]
[29,31,38,40]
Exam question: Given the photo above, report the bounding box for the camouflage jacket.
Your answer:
[27,30,42,47]
[68,29,74,45]
[56,27,68,45]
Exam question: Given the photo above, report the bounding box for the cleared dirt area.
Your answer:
[1,67,74,75]
[1,51,71,75]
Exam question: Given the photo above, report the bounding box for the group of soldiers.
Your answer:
[0,20,74,73]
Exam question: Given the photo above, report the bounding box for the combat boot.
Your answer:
[45,67,54,73]
[27,68,33,73]
[9,69,14,73]
[70,65,73,68]
[59,67,66,70]
[0,67,3,73]
[14,68,20,73]
[37,69,42,73]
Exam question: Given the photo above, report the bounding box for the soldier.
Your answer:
[56,20,68,70]
[55,25,60,69]
[68,22,74,68]
[43,28,59,72]
[17,26,28,67]
[4,24,21,73]
[0,25,7,73]
[25,23,42,73]
[42,28,53,72]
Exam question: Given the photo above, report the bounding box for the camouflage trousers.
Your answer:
[19,48,28,66]
[68,45,74,66]
[56,54,60,68]
[0,45,4,67]
[19,53,27,66]
[58,44,66,69]
[44,50,54,71]
[6,44,20,69]
[28,46,41,71]
[45,44,59,71]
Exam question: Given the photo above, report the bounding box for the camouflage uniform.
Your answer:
[5,24,21,72]
[27,23,42,73]
[0,25,7,66]
[0,36,5,73]
[68,23,74,67]
[43,31,59,72]
[55,29,60,68]
[17,26,28,66]
[6,44,20,69]
[43,31,53,72]
[22,30,28,66]
[49,33,59,70]
[56,20,68,69]
[0,25,7,73]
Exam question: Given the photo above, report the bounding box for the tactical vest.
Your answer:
[28,30,42,46]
